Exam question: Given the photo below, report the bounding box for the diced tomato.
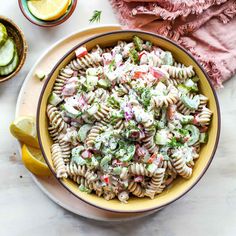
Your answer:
[81,150,92,159]
[199,126,208,133]
[133,71,145,79]
[147,153,157,164]
[102,175,110,184]
[75,46,88,58]
[138,51,147,60]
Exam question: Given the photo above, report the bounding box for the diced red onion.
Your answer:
[134,176,143,182]
[81,150,92,159]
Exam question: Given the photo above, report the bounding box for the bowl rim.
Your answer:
[37,30,221,213]
[0,15,28,83]
[18,0,77,28]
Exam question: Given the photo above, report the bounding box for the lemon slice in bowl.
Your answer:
[9,116,39,148]
[27,0,70,21]
[22,144,51,176]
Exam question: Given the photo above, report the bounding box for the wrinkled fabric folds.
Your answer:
[110,0,236,87]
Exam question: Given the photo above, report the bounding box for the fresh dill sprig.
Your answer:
[108,59,115,71]
[89,10,102,23]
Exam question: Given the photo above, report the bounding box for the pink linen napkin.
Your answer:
[110,0,236,87]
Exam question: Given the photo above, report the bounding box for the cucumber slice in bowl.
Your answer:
[0,23,8,47]
[0,52,19,76]
[0,38,15,66]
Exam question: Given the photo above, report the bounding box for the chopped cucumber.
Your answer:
[179,114,194,125]
[181,94,200,110]
[97,79,110,89]
[178,84,189,95]
[35,70,46,81]
[0,23,8,47]
[119,144,135,162]
[199,133,208,143]
[72,146,84,158]
[78,124,92,142]
[185,124,200,146]
[155,129,170,145]
[89,156,99,168]
[0,38,15,67]
[86,75,98,91]
[87,104,99,116]
[184,79,198,92]
[48,92,62,106]
[73,156,86,165]
[133,36,143,51]
[0,51,18,76]
[63,103,81,118]
[162,51,174,66]
[113,166,122,175]
[147,163,157,174]
[86,67,102,76]
[100,155,112,170]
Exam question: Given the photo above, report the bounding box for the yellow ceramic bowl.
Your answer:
[37,30,220,213]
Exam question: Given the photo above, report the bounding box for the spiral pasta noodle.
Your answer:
[86,122,107,147]
[145,168,165,199]
[161,65,195,80]
[51,143,68,178]
[69,53,102,72]
[129,163,154,177]
[53,67,74,95]
[47,104,67,133]
[172,155,192,179]
[128,182,145,198]
[196,106,212,126]
[66,162,87,177]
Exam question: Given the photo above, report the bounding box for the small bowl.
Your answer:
[37,30,221,213]
[0,16,27,83]
[18,0,77,27]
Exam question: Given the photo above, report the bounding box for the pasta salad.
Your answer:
[46,36,212,203]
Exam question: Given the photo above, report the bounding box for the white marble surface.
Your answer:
[0,1,236,235]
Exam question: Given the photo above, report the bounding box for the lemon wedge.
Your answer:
[22,144,51,176]
[27,0,70,21]
[9,116,39,148]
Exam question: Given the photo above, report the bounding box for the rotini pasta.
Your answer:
[145,168,165,199]
[51,143,68,178]
[46,36,212,202]
[161,65,195,80]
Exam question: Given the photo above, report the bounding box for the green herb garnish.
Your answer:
[129,48,139,64]
[133,36,143,51]
[168,137,183,148]
[141,88,151,109]
[108,59,115,71]
[89,10,102,23]
[107,96,120,109]
[79,185,92,193]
